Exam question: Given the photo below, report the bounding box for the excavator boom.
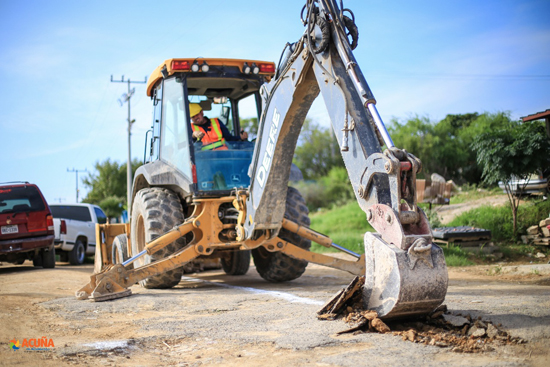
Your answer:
[242,0,448,318]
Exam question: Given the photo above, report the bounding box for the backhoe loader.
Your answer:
[77,0,448,319]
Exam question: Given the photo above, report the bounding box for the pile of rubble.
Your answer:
[318,277,525,353]
[523,218,550,246]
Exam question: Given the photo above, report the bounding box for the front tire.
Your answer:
[112,234,131,267]
[69,239,86,265]
[221,250,250,275]
[252,187,311,282]
[131,187,186,289]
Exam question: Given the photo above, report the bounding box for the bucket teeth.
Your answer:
[363,232,448,319]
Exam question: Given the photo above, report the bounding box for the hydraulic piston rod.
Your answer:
[282,218,360,258]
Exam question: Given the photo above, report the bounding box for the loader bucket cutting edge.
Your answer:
[362,232,448,319]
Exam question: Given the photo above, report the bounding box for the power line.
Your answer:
[368,73,550,81]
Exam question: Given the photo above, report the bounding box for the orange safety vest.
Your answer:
[191,118,228,151]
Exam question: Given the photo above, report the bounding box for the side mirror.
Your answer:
[221,106,230,120]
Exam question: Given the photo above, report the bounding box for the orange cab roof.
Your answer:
[146,58,276,96]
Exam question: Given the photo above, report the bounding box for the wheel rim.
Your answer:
[77,243,85,262]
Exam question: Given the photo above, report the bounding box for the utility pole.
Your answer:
[111,75,147,217]
[67,168,87,203]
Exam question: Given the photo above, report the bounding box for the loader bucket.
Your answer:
[362,232,448,319]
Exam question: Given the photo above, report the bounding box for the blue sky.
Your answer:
[1,0,549,204]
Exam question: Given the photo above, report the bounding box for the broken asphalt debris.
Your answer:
[318,276,525,353]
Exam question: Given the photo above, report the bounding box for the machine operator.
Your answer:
[189,103,248,151]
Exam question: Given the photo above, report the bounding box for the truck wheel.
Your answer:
[112,234,133,269]
[131,187,186,289]
[42,247,56,269]
[33,252,43,267]
[221,250,251,275]
[252,187,311,282]
[69,239,86,265]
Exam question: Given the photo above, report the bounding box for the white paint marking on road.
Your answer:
[181,276,324,305]
[83,340,129,350]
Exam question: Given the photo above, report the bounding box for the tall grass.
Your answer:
[441,245,476,266]
[447,197,550,241]
[306,193,550,266]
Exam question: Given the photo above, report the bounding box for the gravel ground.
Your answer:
[0,259,549,366]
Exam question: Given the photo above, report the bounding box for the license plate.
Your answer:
[1,225,18,235]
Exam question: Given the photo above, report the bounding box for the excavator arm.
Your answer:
[241,0,448,318]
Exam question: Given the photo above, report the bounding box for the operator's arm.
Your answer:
[219,120,247,141]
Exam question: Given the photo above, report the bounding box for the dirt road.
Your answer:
[1,259,549,366]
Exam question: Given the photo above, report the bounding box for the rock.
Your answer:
[405,329,416,342]
[371,318,390,333]
[433,304,448,313]
[361,310,378,320]
[535,252,546,258]
[468,325,486,338]
[527,225,540,235]
[487,323,499,339]
[474,320,487,329]
[317,313,337,321]
[443,314,470,327]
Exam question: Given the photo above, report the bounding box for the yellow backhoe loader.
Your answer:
[77,0,448,319]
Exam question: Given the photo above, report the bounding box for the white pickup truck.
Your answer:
[49,203,107,265]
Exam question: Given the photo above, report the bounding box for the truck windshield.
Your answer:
[50,206,92,222]
[0,186,45,213]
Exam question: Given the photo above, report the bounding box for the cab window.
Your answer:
[160,78,192,178]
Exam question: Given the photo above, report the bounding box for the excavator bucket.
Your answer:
[362,232,448,319]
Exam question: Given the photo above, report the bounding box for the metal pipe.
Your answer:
[331,242,361,258]
[282,218,361,258]
[367,103,394,148]
[122,249,147,267]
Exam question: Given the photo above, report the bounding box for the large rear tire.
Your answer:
[221,250,251,275]
[131,187,186,289]
[252,187,310,282]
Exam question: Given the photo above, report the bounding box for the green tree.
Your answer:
[293,119,343,180]
[471,121,550,236]
[388,116,437,178]
[82,158,143,219]
[320,166,355,204]
[390,112,516,184]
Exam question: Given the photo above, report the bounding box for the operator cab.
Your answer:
[143,58,275,198]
